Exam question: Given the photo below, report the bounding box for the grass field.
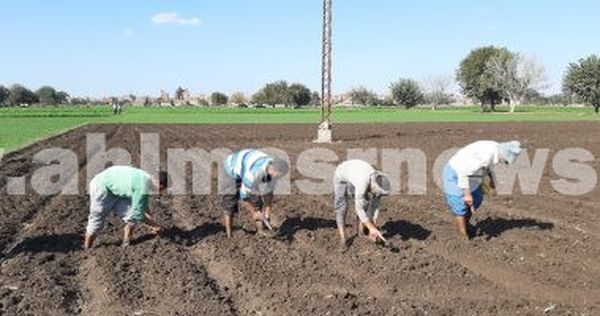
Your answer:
[1,105,599,152]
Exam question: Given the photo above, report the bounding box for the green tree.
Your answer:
[0,85,9,106]
[310,91,321,106]
[251,90,266,106]
[563,55,600,113]
[287,83,312,108]
[252,80,290,106]
[9,84,38,106]
[70,97,91,105]
[142,97,152,107]
[348,86,379,106]
[175,86,186,100]
[55,91,70,104]
[389,79,424,108]
[210,92,228,106]
[36,86,58,105]
[128,94,137,103]
[456,46,514,111]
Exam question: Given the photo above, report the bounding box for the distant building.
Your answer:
[335,93,363,107]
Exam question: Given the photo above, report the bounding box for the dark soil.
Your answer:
[1,122,599,315]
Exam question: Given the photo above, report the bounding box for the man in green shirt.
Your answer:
[84,166,169,249]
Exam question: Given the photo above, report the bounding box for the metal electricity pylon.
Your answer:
[316,0,333,143]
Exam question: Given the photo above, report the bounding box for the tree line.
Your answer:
[2,47,599,113]
[343,47,600,113]
[456,46,599,113]
[0,84,69,107]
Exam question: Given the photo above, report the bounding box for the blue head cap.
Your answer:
[499,141,522,165]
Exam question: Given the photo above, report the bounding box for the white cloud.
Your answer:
[151,12,201,26]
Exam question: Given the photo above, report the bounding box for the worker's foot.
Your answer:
[254,220,264,231]
[367,233,379,243]
[121,240,131,248]
[338,238,349,253]
[458,230,470,241]
[338,243,348,253]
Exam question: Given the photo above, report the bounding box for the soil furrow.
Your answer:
[0,125,122,255]
[1,122,599,315]
[408,203,598,311]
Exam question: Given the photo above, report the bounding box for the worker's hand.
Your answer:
[368,227,385,243]
[252,210,264,222]
[263,216,273,229]
[463,192,474,207]
[150,225,165,236]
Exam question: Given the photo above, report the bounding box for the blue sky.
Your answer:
[1,0,599,97]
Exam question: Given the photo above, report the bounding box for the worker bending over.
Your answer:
[443,140,522,239]
[222,149,289,239]
[85,166,168,249]
[333,159,391,249]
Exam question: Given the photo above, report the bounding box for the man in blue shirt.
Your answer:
[221,149,289,239]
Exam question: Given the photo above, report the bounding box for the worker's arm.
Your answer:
[243,200,263,221]
[129,176,155,223]
[454,165,478,207]
[355,193,370,223]
[463,188,474,207]
[133,183,163,234]
[129,191,148,223]
[262,193,273,220]
[355,185,384,241]
[489,168,497,189]
[370,196,381,225]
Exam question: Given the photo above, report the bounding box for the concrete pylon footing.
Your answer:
[314,121,333,143]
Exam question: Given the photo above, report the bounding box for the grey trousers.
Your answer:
[333,180,377,229]
[86,180,132,235]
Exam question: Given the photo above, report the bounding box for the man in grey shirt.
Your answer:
[333,159,391,248]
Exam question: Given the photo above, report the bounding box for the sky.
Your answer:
[1,0,600,97]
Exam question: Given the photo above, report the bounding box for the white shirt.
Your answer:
[448,141,500,190]
[334,160,381,222]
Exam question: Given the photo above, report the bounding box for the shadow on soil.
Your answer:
[476,217,554,240]
[277,216,337,241]
[7,233,82,256]
[161,222,223,246]
[381,220,432,241]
